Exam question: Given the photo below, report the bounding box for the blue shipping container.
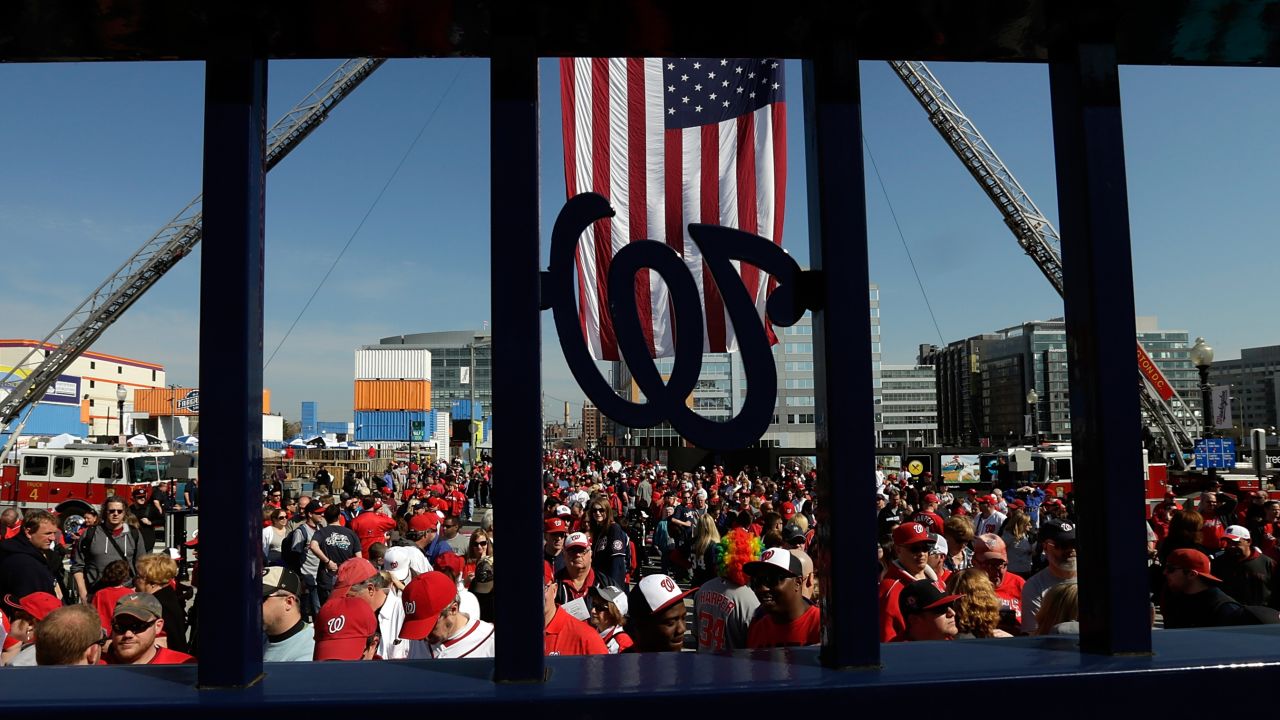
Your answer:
[264,441,284,450]
[16,403,89,436]
[354,410,432,441]
[301,401,318,436]
[451,399,476,420]
[317,421,351,434]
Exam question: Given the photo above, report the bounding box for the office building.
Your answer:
[379,330,492,421]
[1211,344,1280,444]
[878,365,937,447]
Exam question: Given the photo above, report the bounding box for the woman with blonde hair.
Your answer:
[691,514,722,586]
[1033,579,1079,635]
[945,568,1012,638]
[136,553,189,653]
[1001,509,1035,578]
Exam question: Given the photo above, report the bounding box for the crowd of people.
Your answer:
[0,448,1276,665]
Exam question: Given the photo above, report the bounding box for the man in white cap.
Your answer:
[743,547,820,648]
[625,574,697,652]
[1212,525,1278,607]
[554,532,616,605]
[383,544,432,591]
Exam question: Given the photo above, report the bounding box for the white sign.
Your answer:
[460,367,471,385]
[1211,386,1234,430]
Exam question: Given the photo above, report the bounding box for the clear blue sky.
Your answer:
[1,59,1276,426]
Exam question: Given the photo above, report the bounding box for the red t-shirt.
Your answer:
[106,645,195,665]
[92,586,134,632]
[544,608,608,656]
[447,491,467,518]
[1201,518,1226,549]
[992,572,1026,627]
[349,512,397,557]
[878,562,941,642]
[911,511,945,534]
[746,604,821,649]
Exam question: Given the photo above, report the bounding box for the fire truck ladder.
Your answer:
[889,60,1198,469]
[0,59,385,456]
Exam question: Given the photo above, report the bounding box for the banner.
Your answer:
[1212,385,1234,430]
[1136,342,1175,401]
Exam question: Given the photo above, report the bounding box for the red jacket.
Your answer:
[878,561,942,642]
[349,511,396,557]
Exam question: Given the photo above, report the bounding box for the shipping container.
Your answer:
[354,348,432,381]
[354,410,434,441]
[135,387,271,416]
[354,379,432,412]
[317,421,353,435]
[301,401,317,435]
[451,398,478,420]
[3,403,88,437]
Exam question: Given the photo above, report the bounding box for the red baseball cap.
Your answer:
[1166,548,1221,583]
[399,572,457,641]
[780,502,796,520]
[923,493,940,504]
[314,596,378,660]
[408,513,441,533]
[544,517,569,534]
[332,557,378,597]
[434,552,464,577]
[892,522,932,546]
[3,592,61,621]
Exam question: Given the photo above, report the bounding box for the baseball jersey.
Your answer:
[911,510,945,534]
[693,577,760,652]
[746,604,821,649]
[975,511,1007,536]
[544,607,608,655]
[407,615,496,659]
[349,511,397,558]
[600,626,633,654]
[992,571,1026,629]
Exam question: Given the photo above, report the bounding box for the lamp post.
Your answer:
[115,385,128,441]
[1189,336,1217,482]
[1189,336,1214,439]
[1026,387,1039,444]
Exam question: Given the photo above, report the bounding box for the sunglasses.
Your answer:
[112,617,158,635]
[474,540,488,546]
[106,508,126,515]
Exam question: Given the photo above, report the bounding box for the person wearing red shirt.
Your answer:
[744,547,820,648]
[1198,492,1228,549]
[445,481,467,519]
[911,494,946,534]
[348,497,397,557]
[625,573,697,652]
[972,533,1026,634]
[542,562,607,655]
[103,593,194,665]
[879,522,944,642]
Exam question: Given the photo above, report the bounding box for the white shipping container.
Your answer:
[355,348,432,381]
[263,414,285,442]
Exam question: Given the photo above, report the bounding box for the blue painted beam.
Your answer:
[490,11,545,683]
[1049,40,1151,655]
[197,55,268,687]
[804,40,880,667]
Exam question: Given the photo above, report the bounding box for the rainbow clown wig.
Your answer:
[717,528,763,587]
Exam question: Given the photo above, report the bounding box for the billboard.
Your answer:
[0,370,81,406]
[941,454,981,484]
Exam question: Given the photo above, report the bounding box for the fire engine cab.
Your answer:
[0,444,175,519]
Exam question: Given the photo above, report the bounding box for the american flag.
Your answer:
[560,57,787,361]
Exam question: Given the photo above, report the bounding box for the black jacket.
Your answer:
[0,533,58,599]
[1162,586,1253,629]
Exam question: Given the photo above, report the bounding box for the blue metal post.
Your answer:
[1049,41,1151,655]
[490,21,545,682]
[198,56,267,687]
[804,45,880,668]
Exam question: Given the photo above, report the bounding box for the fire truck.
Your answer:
[979,443,1171,501]
[0,444,175,519]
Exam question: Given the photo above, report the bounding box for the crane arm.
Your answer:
[0,59,385,447]
[888,60,1197,468]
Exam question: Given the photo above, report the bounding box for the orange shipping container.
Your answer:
[134,386,272,416]
[354,380,431,412]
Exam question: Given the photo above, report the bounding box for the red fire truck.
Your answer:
[0,444,175,519]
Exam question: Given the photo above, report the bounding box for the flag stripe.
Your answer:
[644,60,672,356]
[700,123,726,353]
[560,58,786,361]
[626,58,655,356]
[590,58,618,360]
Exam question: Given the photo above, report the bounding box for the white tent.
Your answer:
[45,433,82,449]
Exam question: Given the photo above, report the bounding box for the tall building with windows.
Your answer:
[879,365,937,447]
[921,316,1199,446]
[1211,344,1280,443]
[379,330,492,420]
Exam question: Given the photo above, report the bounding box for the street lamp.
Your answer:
[115,385,128,440]
[1189,336,1214,439]
[1026,387,1039,444]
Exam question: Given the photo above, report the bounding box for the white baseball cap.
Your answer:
[743,547,805,578]
[384,545,432,582]
[931,535,949,556]
[628,574,697,616]
[1225,525,1252,542]
[565,532,591,550]
[591,585,629,617]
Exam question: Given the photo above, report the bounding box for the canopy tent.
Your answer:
[45,433,82,449]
